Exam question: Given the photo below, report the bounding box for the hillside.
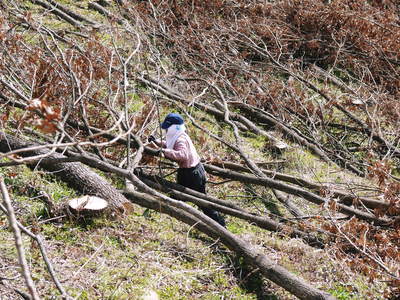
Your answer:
[0,1,399,299]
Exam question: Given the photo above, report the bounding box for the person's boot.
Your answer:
[201,207,226,227]
[214,212,226,227]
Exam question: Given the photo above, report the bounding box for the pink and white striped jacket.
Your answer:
[157,133,201,168]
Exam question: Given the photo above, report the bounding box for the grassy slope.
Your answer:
[0,1,389,299]
[0,131,386,299]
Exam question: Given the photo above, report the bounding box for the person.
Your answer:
[148,112,226,227]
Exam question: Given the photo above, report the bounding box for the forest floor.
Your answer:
[1,0,399,299]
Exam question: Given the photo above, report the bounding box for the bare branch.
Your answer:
[0,177,40,300]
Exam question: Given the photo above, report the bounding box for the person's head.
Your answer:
[161,113,184,131]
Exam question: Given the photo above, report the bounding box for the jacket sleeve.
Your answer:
[163,139,189,163]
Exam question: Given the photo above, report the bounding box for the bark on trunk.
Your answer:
[0,132,130,211]
[0,132,335,299]
[204,164,391,226]
[138,173,324,248]
[212,160,389,210]
[123,189,335,300]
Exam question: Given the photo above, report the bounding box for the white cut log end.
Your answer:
[274,141,289,150]
[141,289,159,300]
[68,195,108,213]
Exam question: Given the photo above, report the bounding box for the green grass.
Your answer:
[329,285,355,300]
[0,2,390,298]
[0,124,386,300]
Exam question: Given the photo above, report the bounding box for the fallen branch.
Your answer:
[204,164,392,226]
[29,0,83,28]
[273,190,305,218]
[212,160,389,210]
[0,131,335,298]
[44,0,98,25]
[123,182,335,300]
[0,202,69,298]
[230,102,365,176]
[0,177,40,300]
[137,173,324,248]
[0,132,131,212]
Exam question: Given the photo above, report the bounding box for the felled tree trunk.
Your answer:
[123,188,336,300]
[0,132,130,212]
[0,132,336,299]
[204,164,391,226]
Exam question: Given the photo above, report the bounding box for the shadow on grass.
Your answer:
[188,232,281,300]
[228,254,280,300]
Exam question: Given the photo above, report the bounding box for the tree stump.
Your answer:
[68,195,108,217]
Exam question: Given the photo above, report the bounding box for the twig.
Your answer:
[0,275,20,281]
[0,176,40,300]
[0,200,69,298]
[37,215,66,224]
[0,202,69,298]
[68,242,105,281]
[329,214,400,280]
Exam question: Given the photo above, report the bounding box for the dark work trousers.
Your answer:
[177,163,226,227]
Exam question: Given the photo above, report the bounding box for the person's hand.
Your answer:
[155,149,164,157]
[148,135,156,143]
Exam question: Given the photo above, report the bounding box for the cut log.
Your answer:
[68,195,108,216]
[0,131,334,299]
[0,132,131,212]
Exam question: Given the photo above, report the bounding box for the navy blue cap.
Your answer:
[161,113,184,129]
